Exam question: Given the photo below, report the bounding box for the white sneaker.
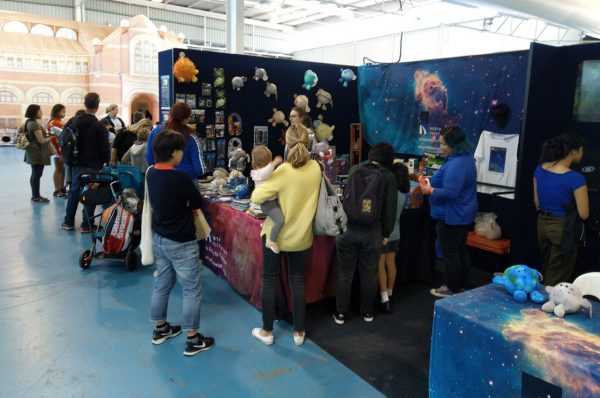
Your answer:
[252,328,274,345]
[293,332,305,346]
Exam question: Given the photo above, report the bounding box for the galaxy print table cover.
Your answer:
[429,283,600,398]
[202,200,337,312]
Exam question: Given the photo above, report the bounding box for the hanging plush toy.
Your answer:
[492,265,547,303]
[228,148,250,172]
[302,70,318,90]
[254,67,269,81]
[315,89,333,110]
[172,52,198,83]
[268,108,289,128]
[339,68,357,87]
[231,76,247,91]
[541,283,592,318]
[264,82,278,100]
[313,115,335,142]
[293,94,310,112]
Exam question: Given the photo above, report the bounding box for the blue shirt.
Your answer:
[429,154,478,225]
[534,165,586,216]
[146,124,206,179]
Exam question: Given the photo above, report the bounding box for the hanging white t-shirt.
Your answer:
[474,130,519,189]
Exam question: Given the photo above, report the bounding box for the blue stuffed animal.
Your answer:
[492,265,547,303]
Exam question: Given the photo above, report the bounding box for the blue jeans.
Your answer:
[150,234,202,330]
[63,166,99,227]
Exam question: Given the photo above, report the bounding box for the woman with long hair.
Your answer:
[47,103,67,198]
[422,126,478,298]
[250,124,321,346]
[110,118,153,166]
[146,103,205,180]
[534,132,589,285]
[23,104,53,203]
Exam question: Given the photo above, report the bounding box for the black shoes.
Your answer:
[184,334,215,356]
[31,196,49,203]
[380,300,392,314]
[332,312,345,325]
[361,312,374,322]
[152,322,182,345]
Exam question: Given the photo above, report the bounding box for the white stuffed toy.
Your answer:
[254,67,269,81]
[294,94,310,112]
[315,89,333,111]
[264,82,278,100]
[268,108,289,128]
[542,283,592,318]
[231,76,247,91]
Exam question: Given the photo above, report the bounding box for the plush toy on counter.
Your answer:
[228,148,250,172]
[541,283,592,318]
[293,94,310,112]
[264,82,278,100]
[231,76,247,91]
[339,68,357,87]
[268,108,289,128]
[302,69,318,90]
[254,67,269,81]
[313,115,335,142]
[492,265,547,303]
[315,89,333,110]
[209,167,228,189]
[172,52,198,83]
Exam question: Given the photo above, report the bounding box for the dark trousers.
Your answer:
[63,166,99,227]
[261,236,309,333]
[261,199,284,242]
[335,226,382,315]
[537,214,577,285]
[437,222,471,292]
[30,164,44,198]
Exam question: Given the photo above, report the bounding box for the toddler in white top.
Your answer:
[251,146,284,254]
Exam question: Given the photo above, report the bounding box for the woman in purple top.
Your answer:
[534,132,589,285]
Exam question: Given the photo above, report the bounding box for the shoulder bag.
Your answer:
[313,165,347,236]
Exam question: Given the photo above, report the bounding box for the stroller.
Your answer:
[78,165,144,271]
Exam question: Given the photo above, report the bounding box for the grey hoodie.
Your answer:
[121,142,147,174]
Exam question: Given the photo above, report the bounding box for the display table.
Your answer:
[202,200,337,312]
[429,284,600,398]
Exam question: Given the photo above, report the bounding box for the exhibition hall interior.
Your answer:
[1,0,599,397]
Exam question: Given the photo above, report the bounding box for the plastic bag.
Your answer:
[474,212,502,240]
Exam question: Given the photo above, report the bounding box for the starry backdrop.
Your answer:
[357,51,528,155]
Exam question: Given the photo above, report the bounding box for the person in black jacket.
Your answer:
[60,92,110,233]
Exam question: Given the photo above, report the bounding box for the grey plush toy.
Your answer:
[228,148,250,172]
[541,283,592,318]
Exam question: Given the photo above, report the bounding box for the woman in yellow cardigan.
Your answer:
[250,124,321,346]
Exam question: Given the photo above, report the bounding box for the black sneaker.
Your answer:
[31,196,50,203]
[380,300,392,314]
[152,323,182,345]
[184,334,215,356]
[332,312,345,325]
[361,312,374,322]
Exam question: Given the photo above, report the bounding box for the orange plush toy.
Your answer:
[173,52,198,83]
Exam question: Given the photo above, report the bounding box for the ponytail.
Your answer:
[285,124,311,168]
[540,132,584,163]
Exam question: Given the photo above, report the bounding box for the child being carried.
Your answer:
[251,146,284,254]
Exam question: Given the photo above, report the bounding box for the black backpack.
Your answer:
[59,117,80,166]
[342,163,385,225]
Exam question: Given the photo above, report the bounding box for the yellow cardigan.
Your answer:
[250,160,321,252]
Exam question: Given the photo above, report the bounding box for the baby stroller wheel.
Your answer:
[125,248,137,272]
[79,250,92,269]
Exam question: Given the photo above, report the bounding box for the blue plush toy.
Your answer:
[492,265,547,303]
[339,68,357,87]
[303,70,318,90]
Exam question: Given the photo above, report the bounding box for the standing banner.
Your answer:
[358,51,528,155]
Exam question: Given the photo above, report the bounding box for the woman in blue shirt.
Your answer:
[534,132,589,285]
[422,126,477,298]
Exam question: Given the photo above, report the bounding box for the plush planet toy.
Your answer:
[254,67,269,81]
[302,70,318,90]
[315,89,333,110]
[492,265,547,303]
[172,52,198,83]
[268,108,289,128]
[231,76,247,91]
[234,184,249,199]
[542,283,592,318]
[339,68,357,87]
[313,115,335,142]
[294,94,310,112]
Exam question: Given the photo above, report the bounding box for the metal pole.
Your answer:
[226,0,244,54]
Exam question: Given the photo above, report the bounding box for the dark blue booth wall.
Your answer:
[513,42,600,276]
[158,49,359,167]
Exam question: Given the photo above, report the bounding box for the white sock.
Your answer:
[380,291,389,303]
[387,289,393,297]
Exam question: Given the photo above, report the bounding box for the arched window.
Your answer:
[3,21,28,34]
[30,24,53,37]
[56,27,77,40]
[133,40,158,75]
[0,90,18,103]
[32,91,54,104]
[66,93,84,104]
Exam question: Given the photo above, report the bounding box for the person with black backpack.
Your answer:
[60,92,110,233]
[333,142,398,324]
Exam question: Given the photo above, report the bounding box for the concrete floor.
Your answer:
[0,147,383,398]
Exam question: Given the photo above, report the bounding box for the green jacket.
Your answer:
[23,120,51,166]
[347,160,398,238]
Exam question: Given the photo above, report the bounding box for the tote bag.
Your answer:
[193,209,211,241]
[140,166,154,266]
[313,171,347,236]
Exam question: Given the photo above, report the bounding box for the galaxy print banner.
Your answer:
[429,284,600,397]
[358,52,528,155]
